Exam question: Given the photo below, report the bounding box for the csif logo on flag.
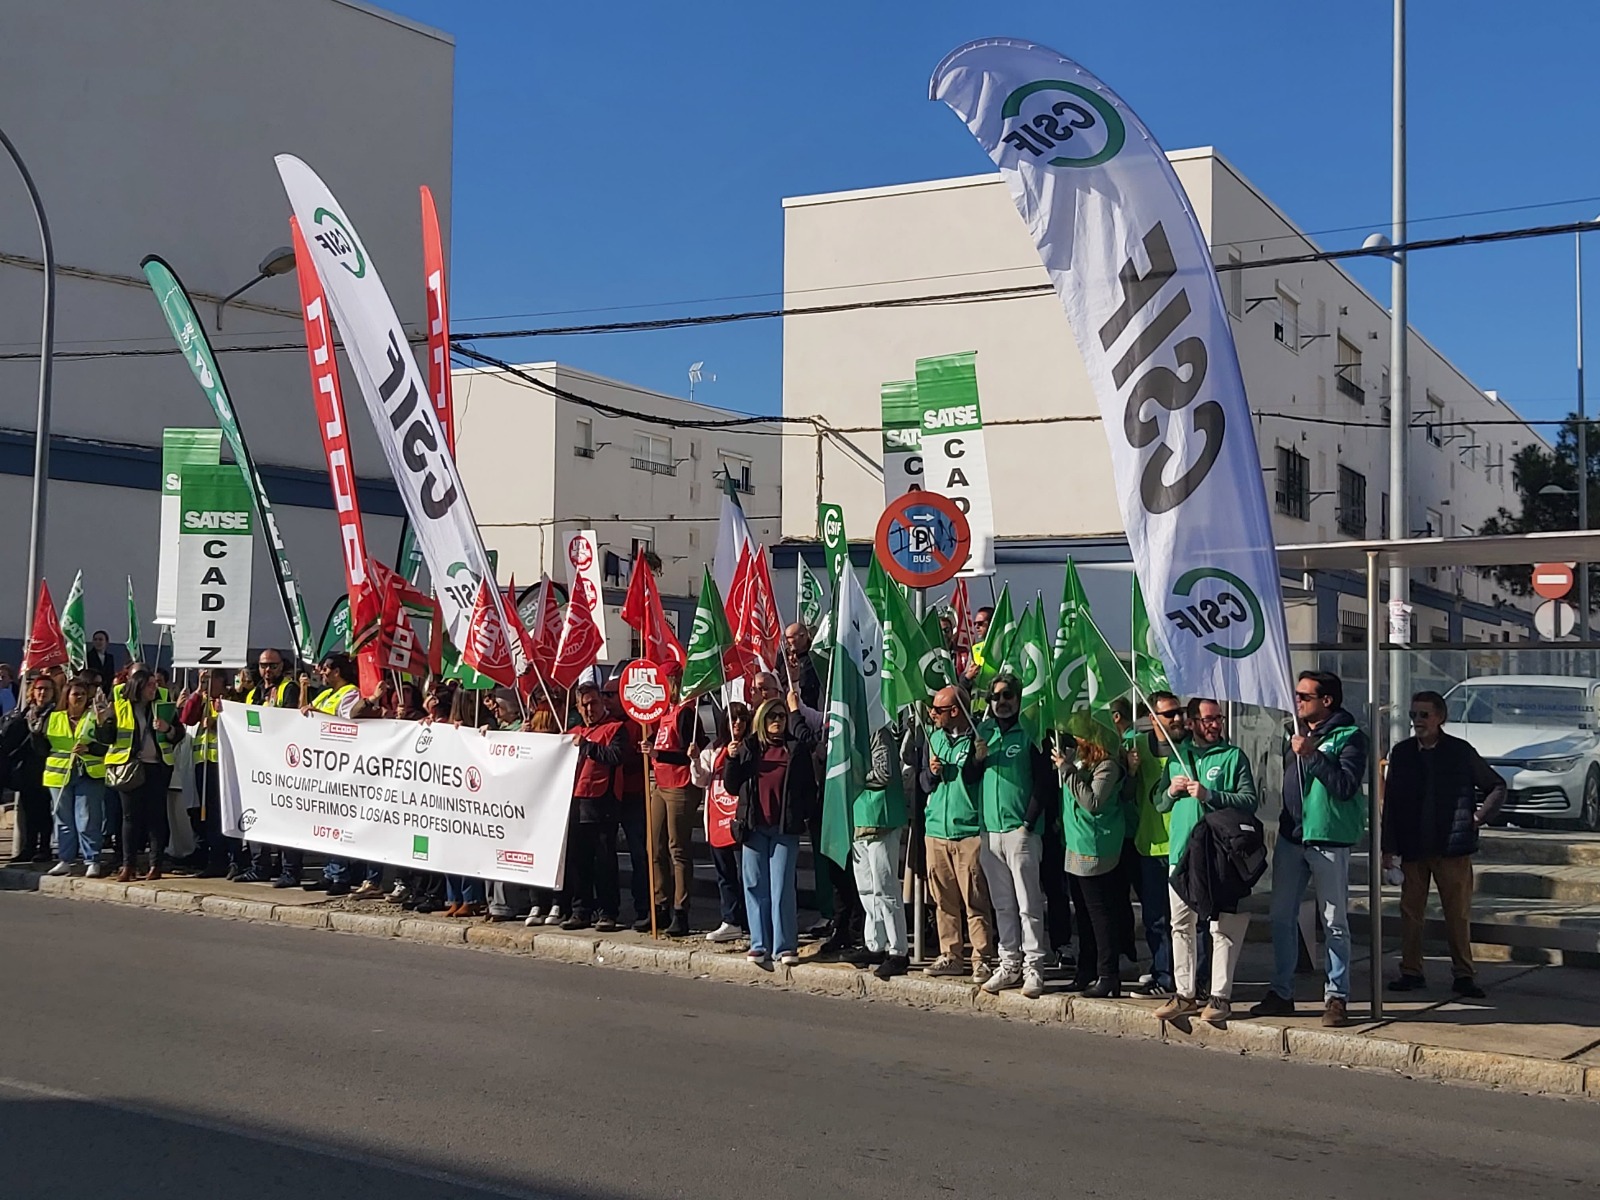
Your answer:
[999,80,1125,168]
[1166,568,1266,660]
[311,207,366,278]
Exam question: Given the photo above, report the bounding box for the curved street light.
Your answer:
[0,123,55,659]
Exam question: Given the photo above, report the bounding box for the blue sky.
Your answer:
[382,0,1600,431]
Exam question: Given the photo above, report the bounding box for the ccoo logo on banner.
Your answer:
[172,463,254,668]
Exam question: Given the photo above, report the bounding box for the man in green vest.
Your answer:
[1124,690,1190,997]
[972,673,1054,999]
[1154,697,1258,1024]
[1252,670,1368,1028]
[847,720,910,979]
[921,685,996,982]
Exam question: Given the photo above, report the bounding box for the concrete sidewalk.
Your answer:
[3,861,1596,1099]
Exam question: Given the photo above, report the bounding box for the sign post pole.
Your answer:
[618,659,672,940]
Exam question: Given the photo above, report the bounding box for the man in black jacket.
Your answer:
[1382,690,1505,998]
[86,631,117,697]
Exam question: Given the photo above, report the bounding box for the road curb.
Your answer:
[4,865,1593,1100]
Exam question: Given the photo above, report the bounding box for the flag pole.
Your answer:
[638,720,659,940]
[1080,605,1194,780]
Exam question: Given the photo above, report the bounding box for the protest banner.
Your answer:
[218,705,578,888]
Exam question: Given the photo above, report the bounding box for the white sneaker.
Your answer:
[543,909,565,926]
[925,955,967,977]
[47,861,73,877]
[524,907,546,928]
[85,862,105,879]
[778,951,800,967]
[982,963,1024,994]
[705,922,742,943]
[1021,967,1046,999]
[387,883,410,903]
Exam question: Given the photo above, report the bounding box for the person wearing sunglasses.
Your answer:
[1154,697,1259,1024]
[920,686,997,982]
[972,673,1054,999]
[1252,670,1368,1028]
[1381,690,1505,1000]
[1123,690,1190,998]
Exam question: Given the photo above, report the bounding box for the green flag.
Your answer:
[974,584,1015,687]
[125,576,141,667]
[317,596,350,660]
[61,571,86,673]
[921,606,956,691]
[1052,559,1131,732]
[798,559,826,628]
[1131,575,1173,694]
[818,502,848,585]
[874,558,937,714]
[682,568,735,700]
[1000,596,1051,746]
[821,566,881,870]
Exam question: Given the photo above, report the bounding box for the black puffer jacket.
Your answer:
[1382,732,1506,861]
[1171,808,1267,920]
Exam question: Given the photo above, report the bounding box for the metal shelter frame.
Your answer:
[1278,529,1600,1018]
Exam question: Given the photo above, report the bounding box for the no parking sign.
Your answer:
[873,491,971,589]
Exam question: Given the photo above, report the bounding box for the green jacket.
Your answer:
[1282,715,1368,846]
[1063,757,1128,874]
[974,717,1048,834]
[923,726,982,840]
[1157,736,1258,870]
[1126,728,1187,858]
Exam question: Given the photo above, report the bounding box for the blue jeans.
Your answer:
[712,842,746,929]
[445,876,485,905]
[741,827,799,957]
[1136,853,1174,988]
[51,775,105,864]
[1270,840,1352,1001]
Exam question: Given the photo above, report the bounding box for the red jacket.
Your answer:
[572,719,627,823]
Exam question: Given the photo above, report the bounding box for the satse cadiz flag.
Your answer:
[275,155,525,681]
[931,40,1294,712]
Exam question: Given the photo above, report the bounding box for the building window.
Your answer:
[1274,289,1300,353]
[632,432,675,475]
[1335,336,1364,403]
[1275,445,1309,519]
[1425,393,1444,447]
[631,525,655,558]
[574,418,594,459]
[1338,609,1367,646]
[1337,465,1366,538]
[1380,491,1390,537]
[1461,424,1477,470]
[721,451,755,495]
[1224,251,1243,319]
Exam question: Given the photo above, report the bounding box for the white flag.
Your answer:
[275,156,520,670]
[712,485,753,598]
[835,563,887,735]
[931,40,1294,711]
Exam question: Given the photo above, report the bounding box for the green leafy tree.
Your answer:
[1477,415,1597,601]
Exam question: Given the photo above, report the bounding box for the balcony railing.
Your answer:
[1335,371,1365,403]
[574,445,595,458]
[631,456,677,476]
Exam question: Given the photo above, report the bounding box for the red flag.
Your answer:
[501,575,542,698]
[550,583,604,689]
[950,578,975,676]
[462,578,517,688]
[620,549,685,672]
[421,185,456,454]
[729,544,780,678]
[527,574,562,678]
[292,216,383,693]
[21,580,66,673]
[374,573,425,678]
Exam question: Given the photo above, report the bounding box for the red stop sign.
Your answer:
[1532,563,1574,601]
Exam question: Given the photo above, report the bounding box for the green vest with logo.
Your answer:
[42,710,106,786]
[1296,723,1368,845]
[1062,759,1127,864]
[977,719,1033,834]
[1127,728,1183,858]
[924,727,983,840]
[1165,738,1256,869]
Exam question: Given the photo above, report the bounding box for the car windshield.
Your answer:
[1448,685,1591,727]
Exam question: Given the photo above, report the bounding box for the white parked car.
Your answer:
[1444,675,1600,831]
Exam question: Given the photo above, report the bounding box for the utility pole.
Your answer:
[1387,0,1410,755]
[1577,231,1590,642]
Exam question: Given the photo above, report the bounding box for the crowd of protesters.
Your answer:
[2,616,1510,1023]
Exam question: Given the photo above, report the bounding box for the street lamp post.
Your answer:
[0,123,56,659]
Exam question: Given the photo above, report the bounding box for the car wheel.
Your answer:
[1580,769,1600,833]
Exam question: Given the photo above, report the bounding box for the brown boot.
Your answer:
[1321,996,1349,1028]
[144,863,163,882]
[115,865,135,883]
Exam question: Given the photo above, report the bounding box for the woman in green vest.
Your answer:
[39,675,113,877]
[1056,715,1133,997]
[106,667,186,882]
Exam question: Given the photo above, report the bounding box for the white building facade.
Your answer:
[452,362,781,652]
[0,0,453,659]
[779,149,1545,648]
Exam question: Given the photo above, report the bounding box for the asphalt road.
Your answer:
[0,894,1594,1200]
